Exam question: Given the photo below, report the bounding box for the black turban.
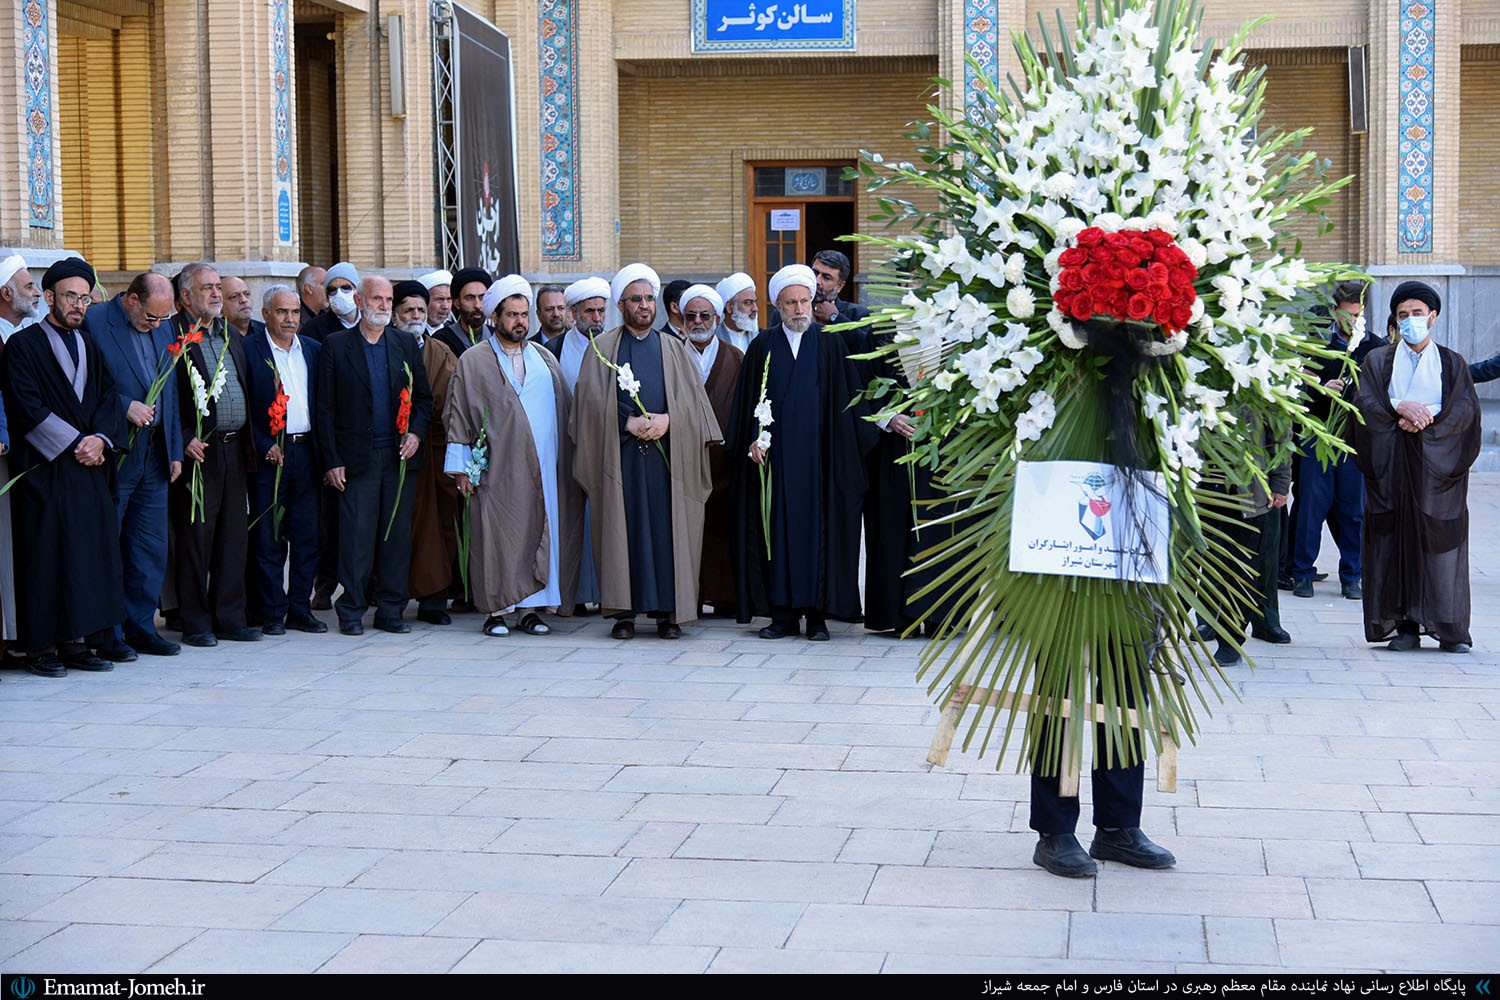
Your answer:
[392,279,429,305]
[1389,280,1440,316]
[451,267,492,295]
[42,256,96,292]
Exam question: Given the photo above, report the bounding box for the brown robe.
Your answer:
[571,326,721,625]
[697,339,744,609]
[445,340,581,614]
[409,335,460,600]
[1350,343,1481,645]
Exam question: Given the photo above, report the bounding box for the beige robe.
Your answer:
[445,341,582,615]
[410,335,460,599]
[571,326,721,625]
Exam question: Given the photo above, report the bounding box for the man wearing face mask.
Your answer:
[1350,280,1481,654]
[298,262,361,344]
[317,275,432,635]
[678,284,742,615]
[392,280,461,626]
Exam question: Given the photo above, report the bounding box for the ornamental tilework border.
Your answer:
[273,0,291,185]
[539,0,580,261]
[964,0,1001,123]
[23,0,54,229]
[1396,1,1435,254]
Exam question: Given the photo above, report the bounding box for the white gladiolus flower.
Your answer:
[616,363,641,397]
[933,371,959,391]
[753,400,774,426]
[187,363,210,417]
[755,429,772,451]
[1015,390,1057,443]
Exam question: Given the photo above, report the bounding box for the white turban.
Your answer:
[418,269,452,291]
[715,272,755,308]
[325,261,359,289]
[679,283,723,318]
[482,274,534,319]
[768,264,816,307]
[0,254,28,290]
[565,276,610,306]
[611,263,661,305]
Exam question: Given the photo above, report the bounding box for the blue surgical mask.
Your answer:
[1397,314,1429,346]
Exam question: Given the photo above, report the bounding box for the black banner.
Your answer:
[452,4,520,276]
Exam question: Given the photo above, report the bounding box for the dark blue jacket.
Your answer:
[83,294,184,474]
[244,329,321,481]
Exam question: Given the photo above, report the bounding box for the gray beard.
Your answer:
[728,310,757,334]
[687,328,716,344]
[783,315,812,335]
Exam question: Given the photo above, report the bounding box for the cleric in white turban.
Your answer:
[483,274,534,322]
[610,263,661,310]
[715,271,760,353]
[0,253,41,342]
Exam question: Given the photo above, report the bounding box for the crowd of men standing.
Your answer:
[0,249,950,678]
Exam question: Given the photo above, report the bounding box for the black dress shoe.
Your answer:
[1089,827,1176,869]
[1033,834,1098,878]
[261,621,287,636]
[805,620,830,642]
[657,621,682,640]
[286,615,328,634]
[1251,624,1292,644]
[26,655,67,678]
[1194,622,1216,642]
[1292,579,1314,598]
[1276,575,1294,592]
[339,622,364,636]
[94,642,138,663]
[1387,632,1421,651]
[374,619,411,634]
[215,627,262,642]
[60,650,113,672]
[1213,641,1243,666]
[309,590,333,611]
[1313,572,1328,582]
[1341,582,1362,600]
[610,619,635,640]
[128,633,180,656]
[183,632,218,648]
[1439,641,1471,654]
[759,621,796,639]
[417,609,452,626]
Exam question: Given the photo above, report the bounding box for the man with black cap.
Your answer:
[392,279,460,625]
[435,267,492,359]
[1350,280,1481,654]
[0,257,127,675]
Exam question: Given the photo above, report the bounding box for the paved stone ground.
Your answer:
[1,474,1495,974]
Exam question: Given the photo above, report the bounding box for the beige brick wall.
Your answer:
[612,0,940,61]
[615,58,940,277]
[1458,45,1500,265]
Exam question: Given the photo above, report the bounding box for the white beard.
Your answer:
[783,314,812,335]
[687,327,716,344]
[728,308,757,334]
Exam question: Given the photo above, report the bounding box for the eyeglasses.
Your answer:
[625,294,656,304]
[144,311,170,324]
[684,311,715,322]
[57,291,93,306]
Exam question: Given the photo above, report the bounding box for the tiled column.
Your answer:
[1,0,67,257]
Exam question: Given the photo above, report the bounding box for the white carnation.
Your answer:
[1006,286,1037,319]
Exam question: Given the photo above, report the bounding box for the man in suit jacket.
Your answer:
[171,263,260,648]
[317,275,433,635]
[223,276,266,341]
[245,285,327,636]
[83,273,184,658]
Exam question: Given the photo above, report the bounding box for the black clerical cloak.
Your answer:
[726,324,875,623]
[0,322,127,651]
[1349,343,1480,645]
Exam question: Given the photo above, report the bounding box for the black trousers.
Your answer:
[1029,678,1147,835]
[174,429,249,636]
[251,437,321,623]
[335,446,415,627]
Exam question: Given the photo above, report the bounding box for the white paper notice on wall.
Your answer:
[1008,460,1171,584]
[770,209,801,231]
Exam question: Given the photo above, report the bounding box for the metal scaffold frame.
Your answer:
[431,0,461,269]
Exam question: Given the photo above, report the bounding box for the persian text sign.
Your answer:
[1009,461,1170,584]
[693,1,856,52]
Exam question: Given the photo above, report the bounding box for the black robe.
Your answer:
[616,329,675,615]
[726,324,874,622]
[0,321,127,651]
[1350,343,1481,645]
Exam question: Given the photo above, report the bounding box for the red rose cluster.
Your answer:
[1052,227,1198,333]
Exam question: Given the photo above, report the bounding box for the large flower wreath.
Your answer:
[850,0,1361,773]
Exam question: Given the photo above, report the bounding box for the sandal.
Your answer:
[482,614,510,637]
[518,613,550,636]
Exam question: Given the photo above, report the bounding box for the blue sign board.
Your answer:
[694,1,855,52]
[277,189,292,243]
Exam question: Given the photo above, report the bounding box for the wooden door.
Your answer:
[749,203,806,320]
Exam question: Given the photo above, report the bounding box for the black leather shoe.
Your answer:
[417,609,452,626]
[94,642,138,663]
[373,619,411,634]
[339,622,364,636]
[1033,834,1097,878]
[1313,572,1328,582]
[215,627,262,642]
[1341,582,1362,600]
[1251,625,1291,644]
[657,621,682,640]
[1387,632,1421,651]
[610,619,635,640]
[26,656,67,678]
[1439,641,1471,654]
[1213,640,1243,666]
[261,621,287,636]
[61,650,113,672]
[183,632,218,648]
[128,633,180,656]
[1089,827,1176,869]
[310,590,333,611]
[1194,622,1216,642]
[1292,579,1314,599]
[806,619,830,642]
[1276,575,1293,592]
[286,615,328,634]
[759,621,797,639]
